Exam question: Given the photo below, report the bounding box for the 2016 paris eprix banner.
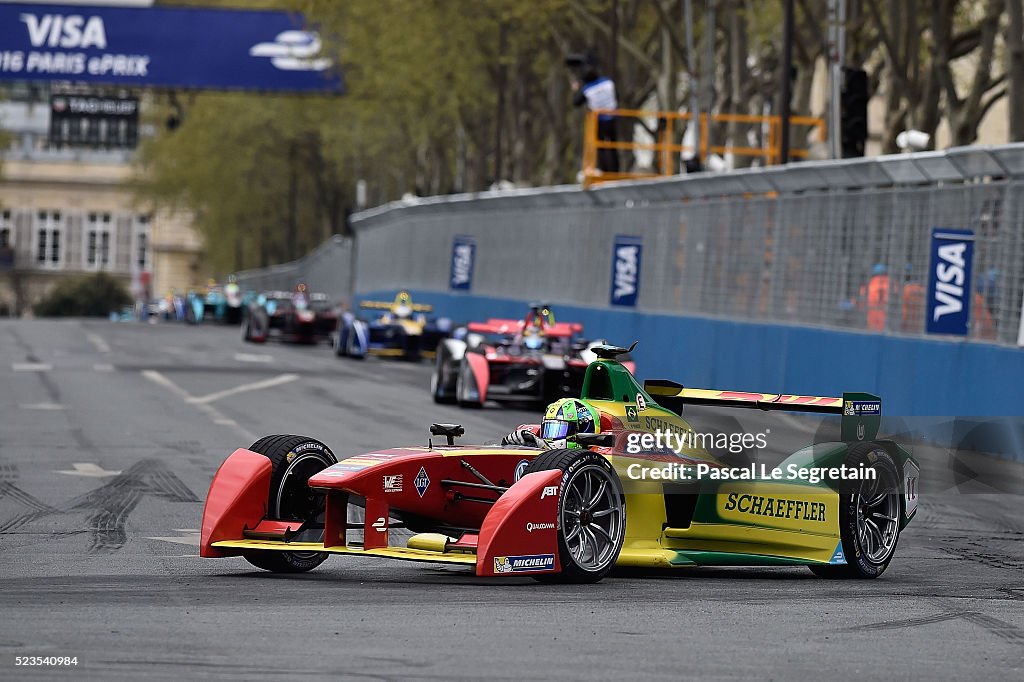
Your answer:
[450,235,476,292]
[610,235,642,307]
[927,228,975,336]
[0,3,343,93]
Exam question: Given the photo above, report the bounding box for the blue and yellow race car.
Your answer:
[334,291,452,361]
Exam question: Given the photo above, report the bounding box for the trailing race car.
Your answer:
[204,277,244,325]
[334,290,451,360]
[200,345,918,583]
[242,284,338,344]
[431,304,634,407]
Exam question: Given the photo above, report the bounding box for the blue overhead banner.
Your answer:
[450,235,476,292]
[0,3,343,93]
[927,228,975,336]
[610,235,642,307]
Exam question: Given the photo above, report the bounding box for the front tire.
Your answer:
[522,449,625,583]
[455,359,483,408]
[809,442,902,579]
[431,347,456,404]
[242,434,338,573]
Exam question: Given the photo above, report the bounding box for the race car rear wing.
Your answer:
[360,300,433,312]
[644,380,881,442]
[467,320,583,337]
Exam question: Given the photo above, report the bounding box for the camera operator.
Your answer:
[567,53,619,174]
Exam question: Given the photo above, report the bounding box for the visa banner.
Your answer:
[449,235,475,291]
[0,3,343,92]
[927,228,974,336]
[610,235,642,307]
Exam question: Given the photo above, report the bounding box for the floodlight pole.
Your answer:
[684,0,701,159]
[779,0,794,164]
[827,0,847,159]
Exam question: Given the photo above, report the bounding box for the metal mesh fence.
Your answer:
[246,147,1024,347]
[235,235,353,301]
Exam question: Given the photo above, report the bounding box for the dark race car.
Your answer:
[334,290,451,361]
[243,285,338,344]
[431,304,635,407]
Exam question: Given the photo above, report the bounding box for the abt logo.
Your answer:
[541,485,559,500]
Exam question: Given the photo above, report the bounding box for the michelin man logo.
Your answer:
[250,31,332,72]
[494,556,513,574]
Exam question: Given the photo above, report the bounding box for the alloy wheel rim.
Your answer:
[275,453,332,560]
[855,463,900,564]
[560,464,624,571]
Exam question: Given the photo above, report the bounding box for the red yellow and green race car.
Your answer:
[200,345,918,583]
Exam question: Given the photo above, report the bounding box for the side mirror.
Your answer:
[574,433,615,448]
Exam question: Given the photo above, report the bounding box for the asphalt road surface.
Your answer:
[1,319,1021,681]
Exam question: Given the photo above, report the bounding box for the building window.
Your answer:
[133,214,151,272]
[0,210,13,268]
[34,210,62,268]
[84,212,114,269]
[0,210,11,248]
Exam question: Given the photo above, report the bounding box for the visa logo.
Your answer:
[452,244,473,284]
[933,241,967,321]
[614,245,639,299]
[21,14,108,50]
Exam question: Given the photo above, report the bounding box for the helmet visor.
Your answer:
[541,419,574,440]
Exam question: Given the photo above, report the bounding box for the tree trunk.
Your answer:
[1008,0,1024,140]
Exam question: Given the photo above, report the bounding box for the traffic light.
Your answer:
[841,67,869,158]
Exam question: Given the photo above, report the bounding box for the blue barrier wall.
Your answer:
[358,289,1024,417]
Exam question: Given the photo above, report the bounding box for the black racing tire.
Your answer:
[522,448,625,584]
[455,358,483,408]
[247,310,269,344]
[242,434,338,573]
[431,347,456,404]
[809,442,902,579]
[333,328,348,357]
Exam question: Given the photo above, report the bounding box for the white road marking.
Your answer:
[86,333,111,354]
[93,363,115,372]
[234,352,274,363]
[147,531,201,546]
[56,462,122,477]
[142,370,256,441]
[19,402,64,410]
[188,373,298,405]
[12,362,51,372]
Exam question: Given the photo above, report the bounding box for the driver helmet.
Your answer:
[523,325,545,351]
[541,398,599,449]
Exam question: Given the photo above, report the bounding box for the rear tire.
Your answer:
[242,434,338,573]
[808,442,902,579]
[522,449,625,584]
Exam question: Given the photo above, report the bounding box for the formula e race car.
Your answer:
[242,285,338,344]
[430,304,634,407]
[334,290,451,360]
[203,278,244,325]
[201,345,919,583]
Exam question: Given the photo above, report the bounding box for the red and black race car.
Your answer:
[242,284,338,344]
[430,304,635,407]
